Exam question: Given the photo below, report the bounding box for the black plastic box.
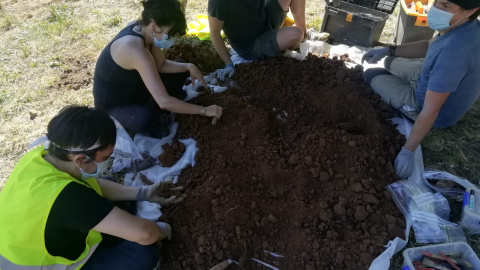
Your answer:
[321,0,398,47]
[395,0,435,45]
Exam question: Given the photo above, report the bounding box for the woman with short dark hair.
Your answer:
[93,0,222,138]
[0,105,181,270]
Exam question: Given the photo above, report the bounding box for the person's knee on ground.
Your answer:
[132,243,161,270]
[363,68,392,85]
[384,56,396,70]
[108,106,153,134]
[277,26,304,51]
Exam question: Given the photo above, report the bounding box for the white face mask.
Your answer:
[427,5,464,31]
[80,157,111,180]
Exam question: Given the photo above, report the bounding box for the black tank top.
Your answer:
[93,23,151,111]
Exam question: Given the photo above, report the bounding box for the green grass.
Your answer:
[423,101,480,183]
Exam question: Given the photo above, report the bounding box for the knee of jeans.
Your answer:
[363,68,392,85]
[384,56,396,70]
[131,112,154,133]
[134,244,160,269]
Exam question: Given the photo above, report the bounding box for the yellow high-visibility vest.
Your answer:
[0,147,103,270]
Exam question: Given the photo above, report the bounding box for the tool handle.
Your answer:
[209,259,232,270]
[211,117,218,125]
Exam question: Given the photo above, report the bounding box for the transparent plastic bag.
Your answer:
[411,210,466,243]
[423,168,478,198]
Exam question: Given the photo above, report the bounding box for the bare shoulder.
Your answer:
[126,20,138,27]
[111,36,149,69]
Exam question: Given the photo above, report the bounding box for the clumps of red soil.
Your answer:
[161,54,406,269]
[164,39,224,73]
[158,139,186,167]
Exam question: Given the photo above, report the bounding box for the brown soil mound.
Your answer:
[161,55,406,270]
[164,38,224,73]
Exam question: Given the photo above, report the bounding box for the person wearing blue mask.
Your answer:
[208,0,307,81]
[0,106,184,270]
[93,0,222,138]
[361,0,480,180]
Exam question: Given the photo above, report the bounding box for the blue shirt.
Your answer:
[416,20,480,127]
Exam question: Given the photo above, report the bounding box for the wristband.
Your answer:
[388,45,396,57]
[136,187,148,201]
[200,106,205,116]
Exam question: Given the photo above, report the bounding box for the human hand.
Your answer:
[394,147,415,179]
[156,222,172,241]
[204,105,222,119]
[361,47,389,64]
[214,63,235,81]
[137,180,186,205]
[187,63,208,88]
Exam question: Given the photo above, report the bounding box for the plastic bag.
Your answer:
[423,168,478,198]
[387,180,457,243]
[186,14,225,40]
[411,210,466,243]
[111,118,155,173]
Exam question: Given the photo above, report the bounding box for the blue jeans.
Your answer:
[82,235,160,270]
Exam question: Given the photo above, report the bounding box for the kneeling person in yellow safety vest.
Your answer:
[361,0,480,180]
[0,105,182,270]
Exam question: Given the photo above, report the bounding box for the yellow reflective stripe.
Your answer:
[0,243,99,270]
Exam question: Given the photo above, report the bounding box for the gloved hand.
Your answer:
[214,63,235,81]
[156,222,172,241]
[361,47,389,64]
[137,179,186,205]
[394,147,415,179]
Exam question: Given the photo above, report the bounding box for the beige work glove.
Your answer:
[137,180,186,205]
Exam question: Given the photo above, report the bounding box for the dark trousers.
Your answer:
[109,71,189,135]
[83,176,160,270]
[82,235,160,270]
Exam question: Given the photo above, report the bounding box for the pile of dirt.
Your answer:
[164,39,224,73]
[158,139,187,167]
[161,54,406,269]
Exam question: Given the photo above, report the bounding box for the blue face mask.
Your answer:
[154,34,175,49]
[80,157,111,180]
[427,5,463,31]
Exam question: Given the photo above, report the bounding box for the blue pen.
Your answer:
[463,191,470,209]
[469,190,475,211]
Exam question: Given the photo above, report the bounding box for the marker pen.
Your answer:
[469,190,475,211]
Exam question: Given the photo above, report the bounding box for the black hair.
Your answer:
[469,8,480,20]
[139,0,187,37]
[47,105,116,162]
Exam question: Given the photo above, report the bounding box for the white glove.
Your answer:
[361,47,389,64]
[394,147,415,179]
[156,222,172,241]
[214,63,235,81]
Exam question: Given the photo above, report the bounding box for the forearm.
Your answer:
[137,220,163,245]
[158,60,190,73]
[394,39,430,58]
[290,0,306,33]
[98,179,139,201]
[154,94,204,115]
[404,111,437,151]
[211,33,232,65]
